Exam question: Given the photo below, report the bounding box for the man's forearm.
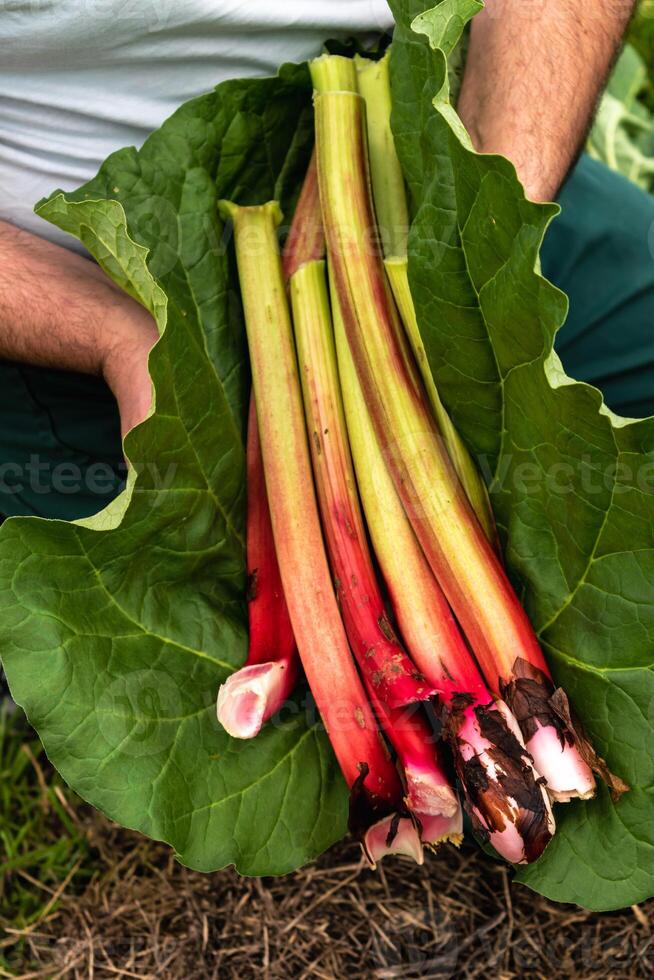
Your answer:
[457,0,635,201]
[0,221,158,435]
[0,221,149,376]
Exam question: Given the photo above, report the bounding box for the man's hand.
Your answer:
[0,221,158,438]
[102,310,159,439]
[457,0,636,202]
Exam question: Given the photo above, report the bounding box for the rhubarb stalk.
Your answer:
[218,151,325,740]
[290,260,432,710]
[290,259,459,843]
[282,150,325,283]
[331,269,555,863]
[354,52,409,259]
[216,397,299,738]
[388,704,463,847]
[217,198,421,863]
[313,62,599,804]
[354,50,497,547]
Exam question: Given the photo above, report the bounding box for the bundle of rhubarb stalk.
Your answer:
[216,52,621,868]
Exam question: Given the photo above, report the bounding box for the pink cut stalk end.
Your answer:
[217,658,296,739]
[383,704,460,827]
[363,815,424,867]
[417,808,464,849]
[403,760,460,820]
[498,659,614,803]
[526,723,596,802]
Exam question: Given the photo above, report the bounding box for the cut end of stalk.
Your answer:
[353,49,390,80]
[216,660,293,739]
[501,659,630,803]
[218,199,284,229]
[310,54,358,95]
[404,762,460,820]
[443,695,556,865]
[362,814,424,868]
[417,808,464,850]
[526,723,597,802]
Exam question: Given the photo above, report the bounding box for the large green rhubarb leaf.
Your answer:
[0,65,348,875]
[389,0,654,910]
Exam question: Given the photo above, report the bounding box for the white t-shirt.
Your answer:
[0,0,393,248]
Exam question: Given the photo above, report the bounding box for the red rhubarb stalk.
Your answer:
[282,150,325,283]
[216,397,299,738]
[217,198,421,864]
[388,704,463,847]
[332,270,555,863]
[313,61,598,804]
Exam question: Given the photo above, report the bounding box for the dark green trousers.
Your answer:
[1,155,652,522]
[541,155,654,419]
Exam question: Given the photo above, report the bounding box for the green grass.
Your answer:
[0,705,91,974]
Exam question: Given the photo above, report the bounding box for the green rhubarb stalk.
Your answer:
[354,51,497,547]
[384,257,498,547]
[217,153,327,740]
[217,198,420,860]
[313,68,597,804]
[354,52,409,258]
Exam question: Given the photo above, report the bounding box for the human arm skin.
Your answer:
[457,0,636,202]
[0,220,158,437]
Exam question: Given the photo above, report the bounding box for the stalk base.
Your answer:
[363,814,424,867]
[217,659,296,739]
[499,658,629,802]
[526,723,596,802]
[417,809,464,849]
[404,763,460,819]
[442,696,556,865]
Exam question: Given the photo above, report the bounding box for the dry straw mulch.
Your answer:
[5,806,653,980]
